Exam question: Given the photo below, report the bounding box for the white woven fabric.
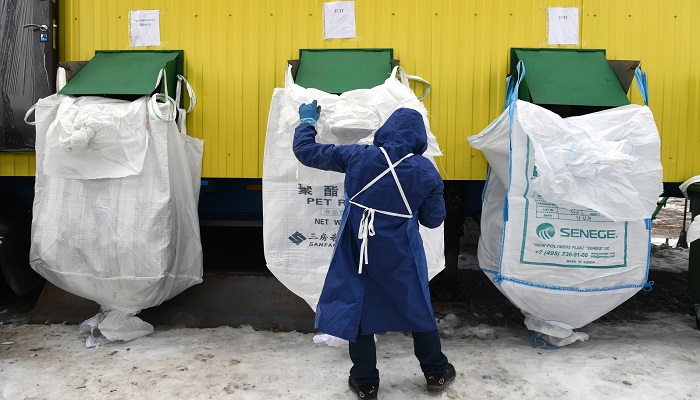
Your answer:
[263,67,445,311]
[468,100,663,339]
[31,94,204,317]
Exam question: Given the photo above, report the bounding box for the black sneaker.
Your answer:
[426,363,456,392]
[348,377,379,399]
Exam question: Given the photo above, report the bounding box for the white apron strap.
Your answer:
[357,207,375,274]
[379,147,413,215]
[349,147,414,274]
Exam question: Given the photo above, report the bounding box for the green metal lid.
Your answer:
[294,49,393,94]
[59,50,183,96]
[511,48,630,107]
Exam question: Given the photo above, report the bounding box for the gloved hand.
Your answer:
[299,100,321,126]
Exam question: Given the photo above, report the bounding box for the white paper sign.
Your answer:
[129,10,161,47]
[548,8,579,45]
[324,1,356,40]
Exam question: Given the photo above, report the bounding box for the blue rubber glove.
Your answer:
[299,100,321,126]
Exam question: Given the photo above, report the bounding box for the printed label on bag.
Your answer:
[520,195,628,268]
[287,183,344,248]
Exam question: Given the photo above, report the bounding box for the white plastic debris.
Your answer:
[79,309,153,348]
[313,334,349,348]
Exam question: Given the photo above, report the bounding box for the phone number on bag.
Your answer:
[534,250,591,258]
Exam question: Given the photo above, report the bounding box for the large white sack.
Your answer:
[523,103,663,221]
[263,66,445,311]
[43,96,149,179]
[30,94,204,316]
[468,99,662,341]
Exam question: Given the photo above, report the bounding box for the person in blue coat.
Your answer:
[293,101,456,399]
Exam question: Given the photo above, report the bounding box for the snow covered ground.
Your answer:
[1,198,699,400]
[1,311,698,400]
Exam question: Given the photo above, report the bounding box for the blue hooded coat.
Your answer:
[293,108,445,342]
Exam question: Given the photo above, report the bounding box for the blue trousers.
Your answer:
[349,330,448,384]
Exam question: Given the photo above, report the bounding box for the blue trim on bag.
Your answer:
[634,66,649,106]
[504,62,524,110]
[480,267,648,292]
[642,219,653,292]
[494,61,526,283]
[530,333,559,350]
[504,74,512,111]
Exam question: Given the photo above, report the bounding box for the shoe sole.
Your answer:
[350,388,377,399]
[426,375,455,392]
[348,379,378,400]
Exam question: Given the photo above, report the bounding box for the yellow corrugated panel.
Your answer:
[2,0,698,182]
[584,0,700,182]
[0,153,35,176]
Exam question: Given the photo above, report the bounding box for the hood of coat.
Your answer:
[373,108,428,156]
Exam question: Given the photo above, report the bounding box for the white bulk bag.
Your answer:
[468,65,662,345]
[29,92,204,344]
[43,96,149,179]
[263,65,445,311]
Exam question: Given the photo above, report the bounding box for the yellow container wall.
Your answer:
[0,153,35,176]
[582,0,700,183]
[2,0,698,182]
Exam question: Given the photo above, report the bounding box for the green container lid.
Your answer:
[295,49,393,94]
[511,48,631,108]
[59,50,183,97]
